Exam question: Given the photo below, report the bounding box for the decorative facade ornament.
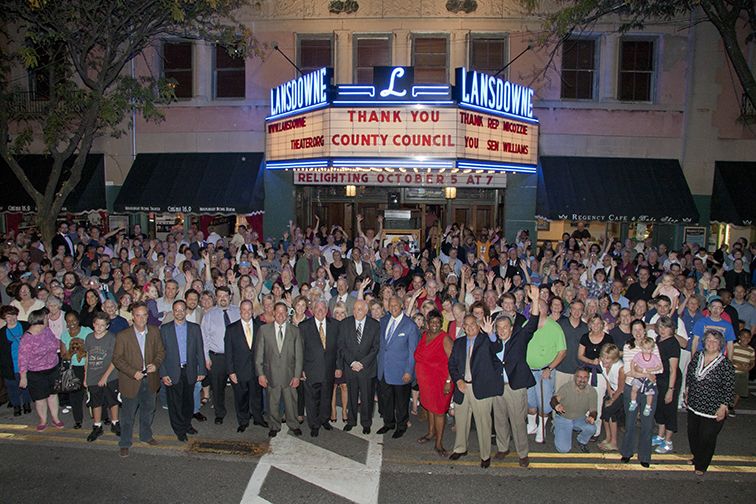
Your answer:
[446,0,478,14]
[329,0,359,14]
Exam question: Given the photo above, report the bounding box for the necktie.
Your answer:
[386,319,396,345]
[356,321,363,344]
[277,325,284,352]
[244,322,252,349]
[464,342,473,382]
[223,309,231,327]
[319,322,326,349]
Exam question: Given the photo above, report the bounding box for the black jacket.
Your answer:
[300,316,339,384]
[0,322,30,380]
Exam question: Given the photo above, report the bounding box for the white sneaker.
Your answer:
[526,414,538,435]
[655,441,673,454]
[534,418,548,444]
[62,407,71,414]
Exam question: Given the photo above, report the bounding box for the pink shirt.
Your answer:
[18,327,60,374]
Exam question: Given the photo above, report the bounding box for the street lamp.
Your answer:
[444,187,457,199]
[345,185,357,197]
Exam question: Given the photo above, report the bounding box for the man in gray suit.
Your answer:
[159,300,206,442]
[256,301,304,437]
[328,277,356,316]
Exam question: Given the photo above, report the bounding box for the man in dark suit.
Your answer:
[376,296,420,439]
[492,285,541,467]
[159,300,206,442]
[112,302,165,458]
[337,299,380,434]
[300,299,339,437]
[52,222,75,257]
[225,300,267,432]
[447,313,503,468]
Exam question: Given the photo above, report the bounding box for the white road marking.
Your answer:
[240,416,382,504]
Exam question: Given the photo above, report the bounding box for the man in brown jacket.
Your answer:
[113,301,165,457]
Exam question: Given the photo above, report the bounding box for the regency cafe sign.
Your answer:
[265,66,540,188]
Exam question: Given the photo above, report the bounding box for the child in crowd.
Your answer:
[653,273,680,311]
[629,336,663,416]
[731,330,755,414]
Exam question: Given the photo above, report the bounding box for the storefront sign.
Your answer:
[555,213,695,224]
[269,67,332,119]
[293,170,506,188]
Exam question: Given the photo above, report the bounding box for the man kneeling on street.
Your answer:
[550,367,598,453]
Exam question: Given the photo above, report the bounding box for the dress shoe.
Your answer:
[13,406,21,416]
[376,425,394,435]
[343,424,354,432]
[119,448,129,458]
[187,426,198,435]
[268,429,278,438]
[519,456,530,468]
[321,422,333,431]
[449,451,467,460]
[23,403,32,414]
[362,426,371,435]
[237,424,248,433]
[480,458,491,469]
[144,438,159,446]
[391,429,405,439]
[73,422,82,430]
[291,428,303,436]
[177,434,188,442]
[495,450,510,460]
[640,462,650,468]
[620,456,631,463]
[253,419,269,429]
[193,412,207,422]
[214,417,223,425]
[310,428,319,437]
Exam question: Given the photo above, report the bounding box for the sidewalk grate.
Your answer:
[188,439,270,457]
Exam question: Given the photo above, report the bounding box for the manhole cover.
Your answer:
[188,439,270,457]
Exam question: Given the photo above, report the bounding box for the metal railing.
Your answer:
[6,91,48,116]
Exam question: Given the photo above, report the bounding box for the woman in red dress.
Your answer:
[414,310,454,456]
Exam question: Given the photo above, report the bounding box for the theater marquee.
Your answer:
[265,66,540,187]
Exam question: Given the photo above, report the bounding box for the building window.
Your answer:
[412,36,448,84]
[297,36,333,76]
[618,39,654,102]
[214,45,245,99]
[470,36,508,77]
[354,36,391,84]
[560,38,597,100]
[162,41,193,99]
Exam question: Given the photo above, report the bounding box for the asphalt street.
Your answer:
[1,384,755,504]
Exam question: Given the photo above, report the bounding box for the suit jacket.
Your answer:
[52,233,74,257]
[346,260,373,291]
[377,314,420,385]
[328,293,356,317]
[255,322,303,388]
[224,318,261,382]
[113,325,165,399]
[300,316,339,384]
[448,332,503,404]
[159,321,206,384]
[337,316,380,378]
[499,314,540,390]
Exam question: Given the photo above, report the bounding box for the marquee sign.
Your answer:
[265,66,540,176]
[293,170,507,188]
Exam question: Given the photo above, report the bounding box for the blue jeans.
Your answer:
[527,369,556,414]
[193,381,202,414]
[553,414,597,453]
[5,373,32,407]
[621,383,657,464]
[119,380,157,448]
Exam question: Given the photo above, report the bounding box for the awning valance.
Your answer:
[113,153,265,214]
[536,156,699,224]
[0,154,105,213]
[710,161,756,226]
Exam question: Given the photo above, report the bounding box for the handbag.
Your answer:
[54,360,82,394]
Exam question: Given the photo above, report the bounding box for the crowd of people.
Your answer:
[0,217,754,475]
